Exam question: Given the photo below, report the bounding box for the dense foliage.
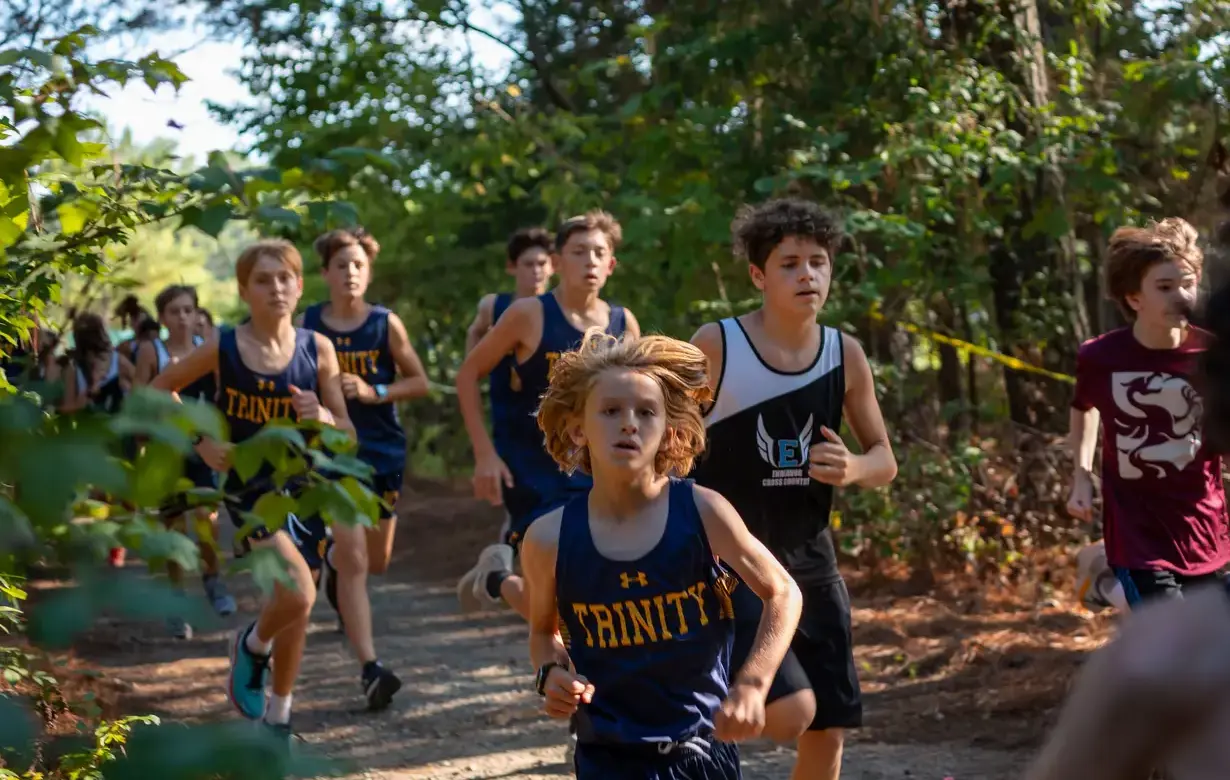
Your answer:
[1,4,1229,774]
[0,31,381,778]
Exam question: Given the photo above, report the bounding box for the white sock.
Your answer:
[245,625,273,656]
[265,693,292,725]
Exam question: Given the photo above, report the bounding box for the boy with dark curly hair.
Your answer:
[689,198,898,780]
[1066,218,1228,607]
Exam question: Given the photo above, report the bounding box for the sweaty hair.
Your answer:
[154,284,199,316]
[135,318,161,339]
[1105,218,1203,320]
[113,294,151,329]
[507,227,552,265]
[731,198,844,269]
[236,239,304,287]
[555,210,623,254]
[537,330,712,477]
[72,313,112,365]
[313,227,380,270]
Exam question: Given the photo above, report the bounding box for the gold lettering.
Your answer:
[236,392,249,422]
[624,599,657,645]
[686,582,709,627]
[610,603,632,647]
[589,604,617,649]
[652,595,673,641]
[225,387,240,416]
[570,604,595,648]
[666,592,689,636]
[367,351,379,374]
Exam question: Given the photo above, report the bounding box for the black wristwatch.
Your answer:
[535,662,564,696]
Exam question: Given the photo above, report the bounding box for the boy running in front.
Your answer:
[300,226,430,710]
[454,211,640,618]
[152,239,354,738]
[522,331,803,779]
[690,199,898,780]
[1066,218,1229,606]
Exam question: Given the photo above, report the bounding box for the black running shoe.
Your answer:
[362,663,401,711]
[321,542,344,633]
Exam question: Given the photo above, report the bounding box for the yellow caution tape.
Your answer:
[868,308,1075,385]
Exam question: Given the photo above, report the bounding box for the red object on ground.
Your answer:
[108,547,126,567]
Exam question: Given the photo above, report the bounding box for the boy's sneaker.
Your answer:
[204,573,237,617]
[167,615,193,640]
[361,661,402,711]
[456,544,514,613]
[227,623,270,720]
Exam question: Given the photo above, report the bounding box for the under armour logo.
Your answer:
[256,378,275,392]
[337,336,352,347]
[619,571,648,589]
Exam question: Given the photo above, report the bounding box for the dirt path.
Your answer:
[70,482,1095,779]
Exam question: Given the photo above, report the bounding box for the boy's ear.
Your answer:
[748,263,766,291]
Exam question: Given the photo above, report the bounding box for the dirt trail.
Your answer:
[70,482,1100,779]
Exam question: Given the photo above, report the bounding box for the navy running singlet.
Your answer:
[499,293,627,532]
[217,327,319,491]
[302,303,406,476]
[556,479,736,745]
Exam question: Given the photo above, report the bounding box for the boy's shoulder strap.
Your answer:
[301,302,324,331]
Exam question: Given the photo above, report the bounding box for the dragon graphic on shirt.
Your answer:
[1110,371,1203,479]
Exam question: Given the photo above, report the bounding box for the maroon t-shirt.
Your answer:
[1072,326,1229,575]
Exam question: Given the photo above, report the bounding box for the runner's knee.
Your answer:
[762,689,816,743]
[332,529,370,576]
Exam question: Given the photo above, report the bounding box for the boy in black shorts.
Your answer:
[691,199,898,780]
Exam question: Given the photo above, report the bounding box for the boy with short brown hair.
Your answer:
[1067,218,1228,606]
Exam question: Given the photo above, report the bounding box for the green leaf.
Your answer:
[254,205,301,230]
[131,440,184,507]
[252,492,296,532]
[230,545,294,594]
[195,203,236,238]
[26,586,95,649]
[57,202,90,234]
[0,694,36,765]
[230,441,264,483]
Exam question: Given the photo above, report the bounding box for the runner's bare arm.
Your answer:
[689,322,725,398]
[151,340,218,396]
[118,352,136,392]
[521,509,570,672]
[836,334,897,488]
[622,308,641,339]
[380,312,430,402]
[1070,407,1100,476]
[465,294,496,355]
[695,485,801,695]
[1026,585,1230,780]
[456,298,536,462]
[313,333,356,437]
[134,341,158,386]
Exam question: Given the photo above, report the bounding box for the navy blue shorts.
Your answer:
[502,486,587,553]
[225,480,327,571]
[574,738,739,780]
[364,470,402,521]
[1113,567,1224,608]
